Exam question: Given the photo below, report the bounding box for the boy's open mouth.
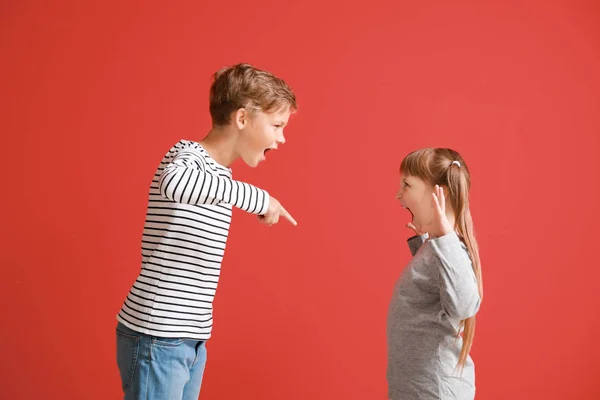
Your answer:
[263,146,278,156]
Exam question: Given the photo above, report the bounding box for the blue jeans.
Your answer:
[116,323,207,400]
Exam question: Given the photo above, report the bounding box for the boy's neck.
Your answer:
[199,125,240,168]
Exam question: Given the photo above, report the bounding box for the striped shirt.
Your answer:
[117,140,270,339]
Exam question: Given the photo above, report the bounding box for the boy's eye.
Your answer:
[274,125,281,129]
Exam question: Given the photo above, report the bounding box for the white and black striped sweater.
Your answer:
[117,140,270,339]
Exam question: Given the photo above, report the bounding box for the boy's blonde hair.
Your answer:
[209,63,297,126]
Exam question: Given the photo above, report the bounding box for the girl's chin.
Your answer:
[412,218,425,230]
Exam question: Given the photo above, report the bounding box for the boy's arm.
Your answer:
[158,149,269,215]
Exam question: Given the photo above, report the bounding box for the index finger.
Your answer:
[279,206,297,226]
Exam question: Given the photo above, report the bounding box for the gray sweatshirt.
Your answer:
[387,232,481,400]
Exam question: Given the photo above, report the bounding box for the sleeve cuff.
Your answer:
[258,189,270,215]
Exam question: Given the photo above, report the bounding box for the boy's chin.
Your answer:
[243,155,262,168]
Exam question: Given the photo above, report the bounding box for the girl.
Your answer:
[387,148,483,400]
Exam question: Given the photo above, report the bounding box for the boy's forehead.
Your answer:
[268,107,291,122]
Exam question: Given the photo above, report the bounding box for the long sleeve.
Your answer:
[158,149,270,215]
[429,232,480,320]
[407,233,429,256]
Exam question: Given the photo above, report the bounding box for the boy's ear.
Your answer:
[234,108,247,130]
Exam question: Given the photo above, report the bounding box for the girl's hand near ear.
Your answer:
[428,185,454,238]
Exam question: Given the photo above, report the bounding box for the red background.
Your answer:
[1,1,599,399]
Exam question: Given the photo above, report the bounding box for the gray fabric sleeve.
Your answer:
[429,232,481,320]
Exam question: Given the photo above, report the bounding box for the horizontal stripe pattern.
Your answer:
[117,140,270,339]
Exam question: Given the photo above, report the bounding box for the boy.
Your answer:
[115,63,297,400]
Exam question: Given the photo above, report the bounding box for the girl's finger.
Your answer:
[432,192,444,216]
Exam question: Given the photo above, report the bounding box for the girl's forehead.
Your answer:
[401,174,430,188]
